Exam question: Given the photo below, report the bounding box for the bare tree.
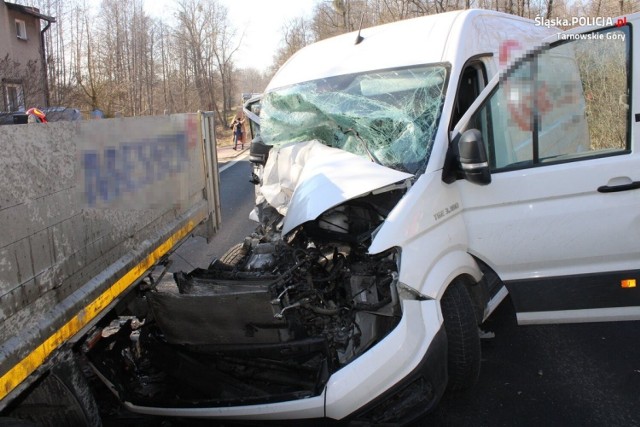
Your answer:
[236,67,270,94]
[271,17,314,71]
[75,8,100,110]
[209,2,242,121]
[174,0,240,123]
[545,0,553,18]
[26,0,639,119]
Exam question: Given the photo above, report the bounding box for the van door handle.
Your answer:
[597,181,640,193]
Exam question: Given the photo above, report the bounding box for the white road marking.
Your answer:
[219,151,250,173]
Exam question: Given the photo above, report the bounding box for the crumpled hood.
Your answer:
[258,140,413,236]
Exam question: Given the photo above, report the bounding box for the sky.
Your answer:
[145,0,321,71]
[220,0,320,70]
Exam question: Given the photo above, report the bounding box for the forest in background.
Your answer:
[4,0,638,125]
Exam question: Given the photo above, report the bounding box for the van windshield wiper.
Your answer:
[343,128,381,165]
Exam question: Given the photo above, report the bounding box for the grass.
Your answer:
[216,124,234,147]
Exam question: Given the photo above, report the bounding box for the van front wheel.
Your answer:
[441,279,481,391]
[218,243,248,267]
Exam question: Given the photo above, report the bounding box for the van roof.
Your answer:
[266,9,557,91]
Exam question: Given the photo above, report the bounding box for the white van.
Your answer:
[89,9,639,425]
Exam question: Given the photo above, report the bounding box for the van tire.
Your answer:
[441,280,481,391]
[218,243,248,267]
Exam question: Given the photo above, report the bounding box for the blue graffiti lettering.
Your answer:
[83,133,189,206]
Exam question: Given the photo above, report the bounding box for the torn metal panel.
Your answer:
[148,272,286,346]
[258,140,412,236]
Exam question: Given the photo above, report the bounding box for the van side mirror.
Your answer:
[249,136,272,166]
[458,129,491,185]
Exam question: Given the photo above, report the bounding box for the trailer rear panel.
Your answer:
[0,112,220,408]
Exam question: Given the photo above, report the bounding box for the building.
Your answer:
[0,1,55,112]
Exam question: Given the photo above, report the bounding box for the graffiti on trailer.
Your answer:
[83,133,189,206]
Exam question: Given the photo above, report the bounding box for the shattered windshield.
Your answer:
[260,65,448,174]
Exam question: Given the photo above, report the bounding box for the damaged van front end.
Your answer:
[87,163,448,422]
[86,61,451,423]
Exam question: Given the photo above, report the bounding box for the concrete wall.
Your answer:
[0,114,214,388]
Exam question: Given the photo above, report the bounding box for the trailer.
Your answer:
[0,112,221,425]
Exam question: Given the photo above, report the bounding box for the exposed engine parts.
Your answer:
[155,194,404,365]
[86,189,406,407]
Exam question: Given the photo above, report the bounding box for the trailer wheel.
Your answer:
[6,353,101,427]
[441,279,481,391]
[218,243,248,267]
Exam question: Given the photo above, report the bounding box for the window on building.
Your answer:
[5,84,25,112]
[15,19,27,40]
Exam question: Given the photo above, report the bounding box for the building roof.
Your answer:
[4,1,56,23]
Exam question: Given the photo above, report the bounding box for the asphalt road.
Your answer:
[106,158,640,427]
[170,156,258,272]
[421,299,640,427]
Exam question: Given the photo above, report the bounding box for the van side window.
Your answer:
[471,25,630,171]
[451,62,487,127]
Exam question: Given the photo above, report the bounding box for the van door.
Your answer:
[450,22,640,325]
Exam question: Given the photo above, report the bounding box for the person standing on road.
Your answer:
[232,115,245,150]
